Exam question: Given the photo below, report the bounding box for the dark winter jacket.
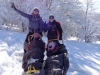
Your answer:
[44,20,63,40]
[45,44,69,75]
[22,39,45,71]
[14,8,44,33]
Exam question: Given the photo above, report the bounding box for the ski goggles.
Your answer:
[49,17,54,19]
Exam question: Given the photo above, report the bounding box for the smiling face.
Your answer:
[33,9,39,15]
[49,15,54,22]
[49,18,54,22]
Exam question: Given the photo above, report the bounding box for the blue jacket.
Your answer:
[15,8,44,33]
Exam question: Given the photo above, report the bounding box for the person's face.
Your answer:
[33,9,39,15]
[49,18,54,22]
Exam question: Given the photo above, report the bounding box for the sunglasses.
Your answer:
[34,9,39,12]
[49,18,54,19]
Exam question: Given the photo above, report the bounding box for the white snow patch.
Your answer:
[0,30,100,75]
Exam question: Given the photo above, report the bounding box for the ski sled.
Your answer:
[26,58,42,75]
[23,58,42,75]
[25,58,41,75]
[25,60,45,75]
[23,33,45,75]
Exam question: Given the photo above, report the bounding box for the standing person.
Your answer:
[11,3,44,53]
[44,15,63,53]
[44,15,63,42]
[44,41,69,75]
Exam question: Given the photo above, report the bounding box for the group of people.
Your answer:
[11,3,69,75]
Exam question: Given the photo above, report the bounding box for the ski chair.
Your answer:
[25,33,42,75]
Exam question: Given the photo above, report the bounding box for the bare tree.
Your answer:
[45,0,53,10]
[83,0,97,42]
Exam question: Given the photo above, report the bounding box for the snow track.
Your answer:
[0,30,100,75]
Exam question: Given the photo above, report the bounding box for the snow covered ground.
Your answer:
[0,30,100,75]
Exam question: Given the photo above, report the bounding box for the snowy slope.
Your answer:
[0,30,26,75]
[0,30,100,75]
[66,41,100,75]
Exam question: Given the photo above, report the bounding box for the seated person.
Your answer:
[22,33,45,74]
[44,41,69,75]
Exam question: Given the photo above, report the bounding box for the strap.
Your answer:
[48,39,64,44]
[48,39,59,42]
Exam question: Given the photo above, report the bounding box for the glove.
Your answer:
[28,44,32,50]
[11,2,16,10]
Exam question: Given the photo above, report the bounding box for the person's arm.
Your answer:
[15,9,30,19]
[63,53,69,75]
[56,22,63,40]
[11,3,30,19]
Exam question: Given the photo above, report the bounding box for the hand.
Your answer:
[11,2,16,10]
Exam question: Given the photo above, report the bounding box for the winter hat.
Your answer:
[48,41,56,51]
[49,15,54,19]
[33,7,39,12]
[33,33,41,40]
